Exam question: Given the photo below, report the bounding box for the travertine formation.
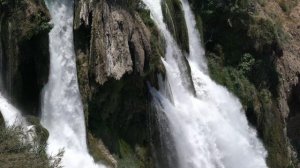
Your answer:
[75,0,151,85]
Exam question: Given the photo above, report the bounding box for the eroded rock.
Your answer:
[75,0,151,85]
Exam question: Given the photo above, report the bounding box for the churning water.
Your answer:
[143,0,268,167]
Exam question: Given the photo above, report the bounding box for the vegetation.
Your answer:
[278,0,298,13]
[117,140,151,168]
[136,4,166,76]
[0,117,62,168]
[1,0,52,40]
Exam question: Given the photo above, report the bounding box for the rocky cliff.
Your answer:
[0,0,52,116]
[74,0,164,167]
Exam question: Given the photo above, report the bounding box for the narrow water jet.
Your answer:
[0,93,25,127]
[143,0,268,167]
[40,1,105,167]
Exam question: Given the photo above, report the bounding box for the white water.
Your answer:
[41,1,105,167]
[143,0,268,168]
[0,93,25,127]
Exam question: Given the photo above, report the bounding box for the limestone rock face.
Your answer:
[74,1,161,167]
[276,3,300,164]
[75,0,151,85]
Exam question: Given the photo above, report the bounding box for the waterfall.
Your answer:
[40,1,105,167]
[143,0,268,167]
[0,93,25,127]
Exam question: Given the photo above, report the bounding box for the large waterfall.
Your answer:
[40,1,105,167]
[143,0,268,167]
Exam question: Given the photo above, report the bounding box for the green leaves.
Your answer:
[0,125,62,168]
[238,53,255,75]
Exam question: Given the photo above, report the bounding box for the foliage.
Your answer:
[238,53,255,75]
[278,0,299,13]
[248,17,285,52]
[208,52,258,108]
[1,0,52,41]
[87,133,117,167]
[0,124,62,168]
[117,140,148,168]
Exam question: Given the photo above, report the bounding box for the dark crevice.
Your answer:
[18,32,50,116]
[287,74,300,159]
[149,101,179,168]
[128,40,137,74]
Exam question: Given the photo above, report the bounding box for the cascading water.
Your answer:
[0,93,25,127]
[40,1,105,167]
[143,0,268,167]
[0,65,25,127]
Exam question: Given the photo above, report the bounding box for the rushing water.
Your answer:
[40,1,105,167]
[0,93,25,127]
[143,0,268,167]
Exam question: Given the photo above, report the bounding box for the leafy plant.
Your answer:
[0,124,63,168]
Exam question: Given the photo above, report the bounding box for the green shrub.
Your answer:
[238,53,255,75]
[0,124,62,168]
[117,140,143,168]
[248,18,283,51]
[278,0,299,13]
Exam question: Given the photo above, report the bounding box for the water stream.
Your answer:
[40,1,105,167]
[143,0,268,167]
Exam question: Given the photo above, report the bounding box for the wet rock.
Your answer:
[0,0,51,116]
[0,111,4,128]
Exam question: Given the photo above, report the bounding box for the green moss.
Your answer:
[195,15,205,45]
[21,11,53,41]
[87,75,153,167]
[117,139,150,168]
[248,17,285,52]
[136,4,165,76]
[1,0,52,41]
[207,49,289,167]
[161,0,189,53]
[87,133,117,167]
[278,0,299,13]
[208,53,258,108]
[238,53,255,75]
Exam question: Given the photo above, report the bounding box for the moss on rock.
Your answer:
[162,0,189,53]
